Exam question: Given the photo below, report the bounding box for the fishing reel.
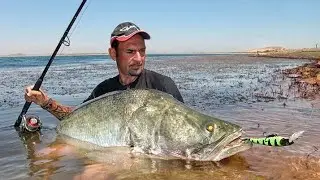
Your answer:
[20,114,42,132]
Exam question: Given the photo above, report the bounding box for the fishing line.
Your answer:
[250,73,317,148]
[68,0,92,37]
[305,146,319,170]
[307,146,318,159]
[58,0,92,56]
[15,0,89,128]
[309,101,320,119]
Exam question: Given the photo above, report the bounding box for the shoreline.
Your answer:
[282,59,320,100]
[249,54,320,60]
[248,47,320,100]
[248,48,320,61]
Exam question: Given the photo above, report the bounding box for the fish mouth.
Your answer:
[201,130,252,161]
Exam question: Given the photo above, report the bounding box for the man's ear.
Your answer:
[108,48,117,61]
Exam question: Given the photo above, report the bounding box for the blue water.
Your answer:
[0,55,109,68]
[0,54,217,69]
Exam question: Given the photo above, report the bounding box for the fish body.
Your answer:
[57,89,251,161]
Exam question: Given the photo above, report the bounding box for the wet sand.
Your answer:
[0,55,319,179]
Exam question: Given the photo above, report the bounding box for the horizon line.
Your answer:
[0,52,251,58]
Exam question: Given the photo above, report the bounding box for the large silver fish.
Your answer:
[57,89,251,161]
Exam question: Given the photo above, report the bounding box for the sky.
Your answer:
[0,0,319,55]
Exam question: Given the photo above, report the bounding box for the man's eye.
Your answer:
[140,49,146,55]
[126,50,134,53]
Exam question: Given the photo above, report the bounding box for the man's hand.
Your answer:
[24,86,49,106]
[24,86,73,120]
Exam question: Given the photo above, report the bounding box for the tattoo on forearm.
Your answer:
[41,98,74,120]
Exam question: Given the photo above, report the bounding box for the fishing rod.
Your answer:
[14,0,88,128]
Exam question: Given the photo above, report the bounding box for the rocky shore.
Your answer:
[282,60,320,100]
[250,47,320,101]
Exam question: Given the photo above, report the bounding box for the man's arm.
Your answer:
[24,86,74,120]
[41,98,74,120]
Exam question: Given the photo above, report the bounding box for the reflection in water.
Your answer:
[242,147,320,180]
[18,127,320,180]
[17,130,63,179]
[72,153,263,180]
[17,127,264,180]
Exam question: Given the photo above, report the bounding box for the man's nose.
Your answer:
[133,51,143,62]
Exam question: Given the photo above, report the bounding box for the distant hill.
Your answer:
[6,53,27,57]
[248,46,320,60]
[247,46,286,53]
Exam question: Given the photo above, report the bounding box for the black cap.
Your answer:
[110,22,151,45]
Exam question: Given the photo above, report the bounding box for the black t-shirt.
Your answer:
[83,69,184,103]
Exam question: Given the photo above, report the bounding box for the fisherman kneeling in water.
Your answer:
[24,22,184,120]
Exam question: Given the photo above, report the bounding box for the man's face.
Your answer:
[115,34,146,76]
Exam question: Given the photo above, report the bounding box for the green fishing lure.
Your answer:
[243,131,304,146]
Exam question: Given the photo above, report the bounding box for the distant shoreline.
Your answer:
[3,48,319,60]
[0,52,250,58]
[0,53,108,58]
[248,47,320,60]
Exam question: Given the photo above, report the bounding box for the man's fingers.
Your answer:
[25,85,35,96]
[25,89,43,103]
[39,88,47,95]
[25,85,45,96]
[24,85,49,106]
[24,94,31,102]
[24,93,37,103]
[25,86,31,95]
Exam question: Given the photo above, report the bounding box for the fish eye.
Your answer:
[206,124,215,132]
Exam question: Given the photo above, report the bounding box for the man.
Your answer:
[24,22,184,120]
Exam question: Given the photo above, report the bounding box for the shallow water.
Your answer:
[0,55,320,180]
